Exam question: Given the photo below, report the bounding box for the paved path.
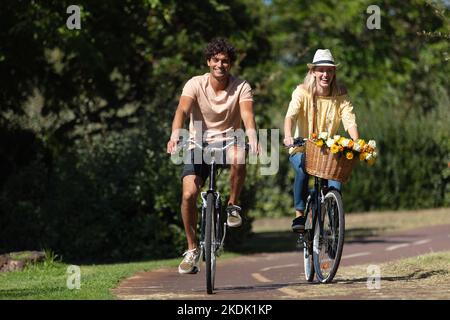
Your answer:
[112,224,450,300]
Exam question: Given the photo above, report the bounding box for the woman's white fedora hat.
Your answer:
[307,49,340,68]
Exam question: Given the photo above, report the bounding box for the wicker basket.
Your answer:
[305,139,357,183]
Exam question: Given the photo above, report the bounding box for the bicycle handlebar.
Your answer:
[177,138,249,152]
[285,137,307,148]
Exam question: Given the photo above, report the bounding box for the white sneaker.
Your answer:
[226,205,242,228]
[178,248,200,274]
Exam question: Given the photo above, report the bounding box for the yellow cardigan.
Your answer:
[285,86,357,154]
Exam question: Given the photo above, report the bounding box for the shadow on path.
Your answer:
[232,227,407,254]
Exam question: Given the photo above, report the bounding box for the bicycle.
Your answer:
[287,137,345,283]
[178,138,248,294]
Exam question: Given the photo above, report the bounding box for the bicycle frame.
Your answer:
[303,176,326,245]
[314,177,327,235]
[200,148,227,257]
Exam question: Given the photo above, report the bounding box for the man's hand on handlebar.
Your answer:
[166,138,179,154]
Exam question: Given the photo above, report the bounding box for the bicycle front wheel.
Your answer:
[313,190,345,283]
[205,192,216,294]
[303,199,315,282]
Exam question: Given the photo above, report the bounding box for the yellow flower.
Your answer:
[346,151,354,160]
[316,139,324,147]
[337,137,345,145]
[358,139,366,147]
[330,144,340,154]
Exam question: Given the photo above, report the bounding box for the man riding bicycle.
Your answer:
[167,38,258,274]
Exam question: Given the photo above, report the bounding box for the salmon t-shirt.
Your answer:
[181,73,253,144]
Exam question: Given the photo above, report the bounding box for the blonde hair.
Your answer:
[303,68,343,97]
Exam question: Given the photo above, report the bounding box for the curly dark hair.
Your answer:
[204,37,236,63]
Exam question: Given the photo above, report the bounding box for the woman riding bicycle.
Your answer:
[283,49,359,232]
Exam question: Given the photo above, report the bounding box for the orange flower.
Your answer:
[311,133,318,139]
[346,151,354,160]
[348,140,354,148]
[360,152,368,161]
[339,145,344,152]
[367,158,376,166]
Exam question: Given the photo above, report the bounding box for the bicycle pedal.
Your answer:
[296,236,305,249]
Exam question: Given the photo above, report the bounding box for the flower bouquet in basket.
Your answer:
[306,132,378,183]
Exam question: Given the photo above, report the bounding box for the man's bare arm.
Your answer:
[240,100,258,153]
[167,96,194,154]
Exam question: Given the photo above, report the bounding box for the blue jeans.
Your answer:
[289,152,342,211]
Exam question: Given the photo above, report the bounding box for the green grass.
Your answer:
[0,252,238,300]
[0,259,171,300]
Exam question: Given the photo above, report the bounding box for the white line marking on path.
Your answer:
[413,239,431,246]
[341,252,371,259]
[251,273,272,283]
[260,264,299,272]
[386,243,410,251]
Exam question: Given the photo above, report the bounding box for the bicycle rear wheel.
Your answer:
[303,239,315,282]
[313,190,345,283]
[205,192,216,294]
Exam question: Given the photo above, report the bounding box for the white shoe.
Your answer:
[178,248,200,274]
[226,205,242,228]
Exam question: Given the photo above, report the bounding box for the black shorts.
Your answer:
[180,149,227,183]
